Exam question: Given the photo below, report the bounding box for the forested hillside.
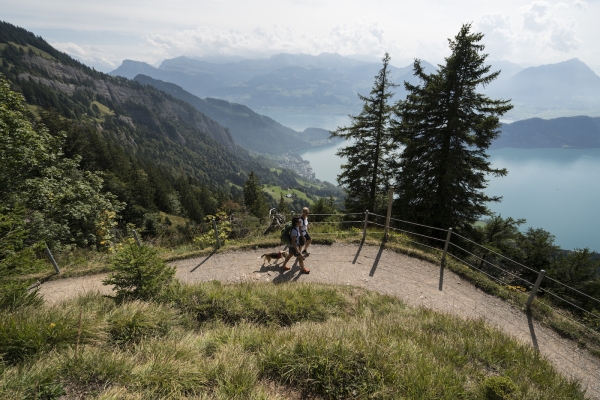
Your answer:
[493,116,600,149]
[133,74,334,154]
[0,21,309,232]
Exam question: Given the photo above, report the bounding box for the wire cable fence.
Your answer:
[359,209,600,341]
[449,230,598,305]
[26,205,600,394]
[38,206,600,340]
[447,241,535,287]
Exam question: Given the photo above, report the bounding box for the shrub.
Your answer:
[103,241,175,301]
[0,205,47,311]
[0,249,44,310]
[482,376,518,400]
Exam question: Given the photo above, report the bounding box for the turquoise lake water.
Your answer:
[260,111,599,252]
[299,140,600,252]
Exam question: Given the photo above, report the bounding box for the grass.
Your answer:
[0,42,57,61]
[0,282,586,399]
[263,184,313,206]
[376,231,600,358]
[91,100,115,117]
[18,223,600,362]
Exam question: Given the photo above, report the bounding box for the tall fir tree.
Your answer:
[394,24,512,236]
[330,53,398,214]
[277,194,290,215]
[243,171,267,219]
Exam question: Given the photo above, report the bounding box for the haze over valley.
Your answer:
[110,54,600,121]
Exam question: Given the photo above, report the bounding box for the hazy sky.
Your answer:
[3,0,600,72]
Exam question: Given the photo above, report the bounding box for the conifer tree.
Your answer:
[243,171,267,219]
[330,53,398,214]
[277,194,290,215]
[394,24,512,235]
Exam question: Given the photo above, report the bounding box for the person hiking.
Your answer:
[300,207,312,255]
[281,216,310,274]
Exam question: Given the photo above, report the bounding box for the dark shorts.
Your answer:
[302,231,311,241]
[289,247,301,256]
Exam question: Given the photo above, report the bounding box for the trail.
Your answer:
[39,243,600,398]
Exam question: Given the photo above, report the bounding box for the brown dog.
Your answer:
[259,251,288,265]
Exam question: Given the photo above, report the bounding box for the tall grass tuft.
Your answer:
[163,281,350,326]
[0,304,105,365]
[107,301,181,345]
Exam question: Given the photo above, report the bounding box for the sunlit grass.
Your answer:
[0,283,585,399]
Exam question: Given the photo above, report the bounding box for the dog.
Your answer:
[259,251,288,265]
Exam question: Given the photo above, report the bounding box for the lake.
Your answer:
[300,140,600,252]
[258,110,351,132]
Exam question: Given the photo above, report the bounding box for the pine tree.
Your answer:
[330,53,398,214]
[394,24,512,235]
[243,171,267,219]
[277,194,290,215]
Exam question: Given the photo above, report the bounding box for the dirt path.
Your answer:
[39,243,600,398]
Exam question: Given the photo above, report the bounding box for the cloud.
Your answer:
[51,42,119,69]
[521,1,581,51]
[476,14,516,59]
[573,0,588,10]
[144,21,393,60]
[475,1,582,60]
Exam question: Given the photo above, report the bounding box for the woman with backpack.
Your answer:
[281,216,310,274]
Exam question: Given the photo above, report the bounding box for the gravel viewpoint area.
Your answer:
[39,242,600,398]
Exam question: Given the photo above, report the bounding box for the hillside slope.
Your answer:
[133,74,333,154]
[493,116,600,149]
[0,20,292,191]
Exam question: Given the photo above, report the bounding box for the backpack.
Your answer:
[280,223,293,244]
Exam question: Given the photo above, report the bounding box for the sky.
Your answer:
[2,0,600,73]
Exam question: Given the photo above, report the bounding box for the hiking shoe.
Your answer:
[300,268,310,274]
[281,265,291,271]
[302,251,310,256]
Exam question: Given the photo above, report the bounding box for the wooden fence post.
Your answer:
[526,270,547,309]
[45,243,61,274]
[132,229,141,246]
[362,210,369,241]
[439,228,452,291]
[384,186,394,241]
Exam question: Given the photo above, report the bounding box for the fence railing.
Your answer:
[34,203,600,394]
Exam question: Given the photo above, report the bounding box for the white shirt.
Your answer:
[300,216,308,232]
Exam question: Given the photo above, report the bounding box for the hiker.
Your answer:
[281,216,310,274]
[300,207,312,255]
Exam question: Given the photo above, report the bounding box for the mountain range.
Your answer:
[110,55,438,114]
[111,54,600,120]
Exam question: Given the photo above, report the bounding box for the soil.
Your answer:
[39,243,600,399]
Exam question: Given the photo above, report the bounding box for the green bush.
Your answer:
[103,241,175,301]
[482,376,518,399]
[0,253,43,310]
[0,205,47,311]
